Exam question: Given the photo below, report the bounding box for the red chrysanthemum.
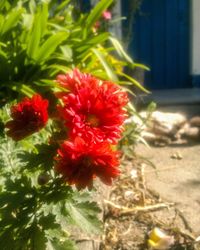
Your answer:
[5,94,49,141]
[55,137,120,189]
[57,69,128,143]
[56,68,99,94]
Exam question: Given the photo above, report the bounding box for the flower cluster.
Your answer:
[6,69,128,189]
[5,94,48,141]
[56,69,128,144]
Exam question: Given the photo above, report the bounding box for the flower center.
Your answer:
[82,156,92,167]
[86,114,100,127]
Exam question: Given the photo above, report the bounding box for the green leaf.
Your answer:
[27,3,48,60]
[47,239,77,250]
[34,79,57,87]
[55,0,71,13]
[34,32,69,63]
[65,200,102,234]
[1,8,24,35]
[118,72,150,93]
[60,45,73,61]
[46,64,70,75]
[9,83,35,97]
[32,225,47,250]
[22,13,34,30]
[84,0,113,33]
[0,14,4,33]
[29,0,37,14]
[0,49,7,58]
[134,63,150,71]
[0,1,6,11]
[92,48,118,81]
[87,32,109,46]
[109,36,133,64]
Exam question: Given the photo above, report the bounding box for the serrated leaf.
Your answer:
[32,225,47,250]
[65,200,102,234]
[47,239,77,250]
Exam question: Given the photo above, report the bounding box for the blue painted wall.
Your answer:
[122,0,191,90]
[79,0,91,13]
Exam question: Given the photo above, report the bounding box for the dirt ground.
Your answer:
[101,142,200,250]
[138,143,200,234]
[83,104,200,250]
[99,105,200,250]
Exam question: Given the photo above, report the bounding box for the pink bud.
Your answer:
[102,11,112,20]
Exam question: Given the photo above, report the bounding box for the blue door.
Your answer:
[122,0,190,90]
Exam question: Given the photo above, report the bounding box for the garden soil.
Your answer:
[99,105,200,250]
[77,105,200,250]
[100,143,200,250]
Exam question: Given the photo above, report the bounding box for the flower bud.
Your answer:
[37,173,50,185]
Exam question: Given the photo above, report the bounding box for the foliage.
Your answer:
[0,105,101,249]
[0,0,147,103]
[119,101,156,157]
[0,0,148,249]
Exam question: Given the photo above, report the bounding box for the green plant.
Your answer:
[0,1,148,249]
[0,0,147,102]
[0,104,102,249]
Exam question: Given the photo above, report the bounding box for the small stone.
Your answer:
[190,116,200,127]
[185,126,200,140]
[176,152,183,160]
[124,190,135,200]
[171,152,182,160]
[171,153,177,159]
[130,169,137,179]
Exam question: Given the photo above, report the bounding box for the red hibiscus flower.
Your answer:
[57,69,128,143]
[55,137,120,189]
[6,94,49,141]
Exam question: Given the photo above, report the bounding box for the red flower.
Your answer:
[55,137,120,189]
[57,69,128,143]
[56,68,98,93]
[6,94,49,141]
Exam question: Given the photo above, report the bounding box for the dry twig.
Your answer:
[104,199,174,215]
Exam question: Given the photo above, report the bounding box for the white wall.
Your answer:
[191,0,200,75]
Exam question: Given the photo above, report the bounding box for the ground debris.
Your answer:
[126,111,200,146]
[101,154,200,250]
